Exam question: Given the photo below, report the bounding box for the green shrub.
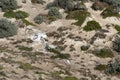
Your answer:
[31,0,45,4]
[66,10,90,26]
[0,0,18,12]
[0,19,17,38]
[83,20,101,31]
[114,25,120,32]
[92,48,114,58]
[34,15,44,24]
[15,11,29,19]
[3,10,15,18]
[48,7,62,19]
[4,10,29,19]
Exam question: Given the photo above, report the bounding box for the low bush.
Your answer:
[48,7,62,19]
[83,20,101,31]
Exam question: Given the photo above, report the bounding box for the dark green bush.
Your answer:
[48,7,62,19]
[83,20,101,31]
[0,19,17,38]
[0,0,18,12]
[34,15,44,24]
[81,45,90,51]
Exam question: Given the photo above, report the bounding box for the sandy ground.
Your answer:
[0,0,120,80]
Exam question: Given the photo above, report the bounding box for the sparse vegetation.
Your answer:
[48,48,70,59]
[0,19,17,38]
[66,10,90,26]
[83,20,101,31]
[22,19,36,26]
[64,76,78,80]
[101,7,120,18]
[17,45,33,51]
[94,64,107,71]
[16,61,40,71]
[92,48,114,58]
